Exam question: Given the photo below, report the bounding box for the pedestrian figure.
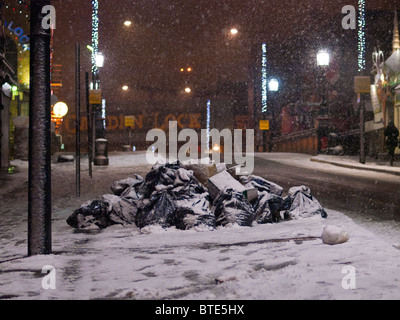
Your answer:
[384,121,399,166]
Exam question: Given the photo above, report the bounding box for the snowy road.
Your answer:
[254,154,400,217]
[254,153,400,245]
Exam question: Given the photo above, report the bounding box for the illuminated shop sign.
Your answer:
[4,21,30,47]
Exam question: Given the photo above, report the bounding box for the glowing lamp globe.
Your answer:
[317,50,330,66]
[53,102,68,118]
[95,52,104,68]
[268,78,279,92]
[230,28,238,35]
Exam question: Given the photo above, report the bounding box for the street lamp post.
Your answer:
[93,52,109,166]
[316,49,330,117]
[263,78,279,151]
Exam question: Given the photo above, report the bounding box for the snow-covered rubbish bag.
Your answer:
[238,175,289,224]
[67,200,111,229]
[212,187,256,227]
[110,174,144,196]
[135,189,177,228]
[239,175,283,196]
[284,186,327,219]
[67,162,216,230]
[67,173,146,229]
[253,191,288,223]
[66,183,143,229]
[135,164,215,230]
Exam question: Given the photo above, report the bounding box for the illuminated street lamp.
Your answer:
[95,52,104,68]
[230,28,238,35]
[124,20,132,27]
[53,101,69,118]
[184,87,191,93]
[317,49,330,66]
[122,85,129,91]
[268,78,279,92]
[316,49,330,117]
[52,102,68,137]
[262,77,280,152]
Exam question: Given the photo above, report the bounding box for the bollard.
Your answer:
[94,138,109,165]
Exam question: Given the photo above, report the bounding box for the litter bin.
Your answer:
[94,138,109,166]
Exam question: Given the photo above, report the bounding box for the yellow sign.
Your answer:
[354,76,371,93]
[89,90,102,104]
[124,116,135,127]
[259,120,269,130]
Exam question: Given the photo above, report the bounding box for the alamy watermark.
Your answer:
[342,5,356,30]
[41,5,56,30]
[341,265,356,290]
[41,265,56,290]
[146,121,255,175]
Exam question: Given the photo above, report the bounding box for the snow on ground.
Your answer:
[1,152,400,300]
[1,209,400,300]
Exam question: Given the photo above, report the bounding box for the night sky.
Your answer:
[50,0,397,116]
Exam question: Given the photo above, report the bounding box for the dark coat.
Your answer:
[384,122,399,149]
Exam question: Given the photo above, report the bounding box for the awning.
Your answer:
[0,53,18,87]
[385,50,400,73]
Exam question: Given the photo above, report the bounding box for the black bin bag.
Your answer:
[66,193,140,230]
[212,188,256,227]
[135,189,177,229]
[239,175,283,196]
[110,174,144,196]
[253,191,286,224]
[66,200,112,229]
[284,186,328,219]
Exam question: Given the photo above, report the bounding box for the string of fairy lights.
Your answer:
[261,43,267,113]
[206,99,211,150]
[357,0,366,73]
[91,0,99,77]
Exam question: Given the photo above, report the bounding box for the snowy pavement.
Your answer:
[1,152,400,300]
[311,154,400,176]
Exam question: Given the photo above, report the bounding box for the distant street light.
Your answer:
[317,49,330,66]
[95,52,104,68]
[122,85,129,91]
[268,78,279,92]
[185,87,191,93]
[53,101,69,118]
[124,20,132,27]
[230,28,238,35]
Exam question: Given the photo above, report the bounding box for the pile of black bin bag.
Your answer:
[66,162,327,230]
